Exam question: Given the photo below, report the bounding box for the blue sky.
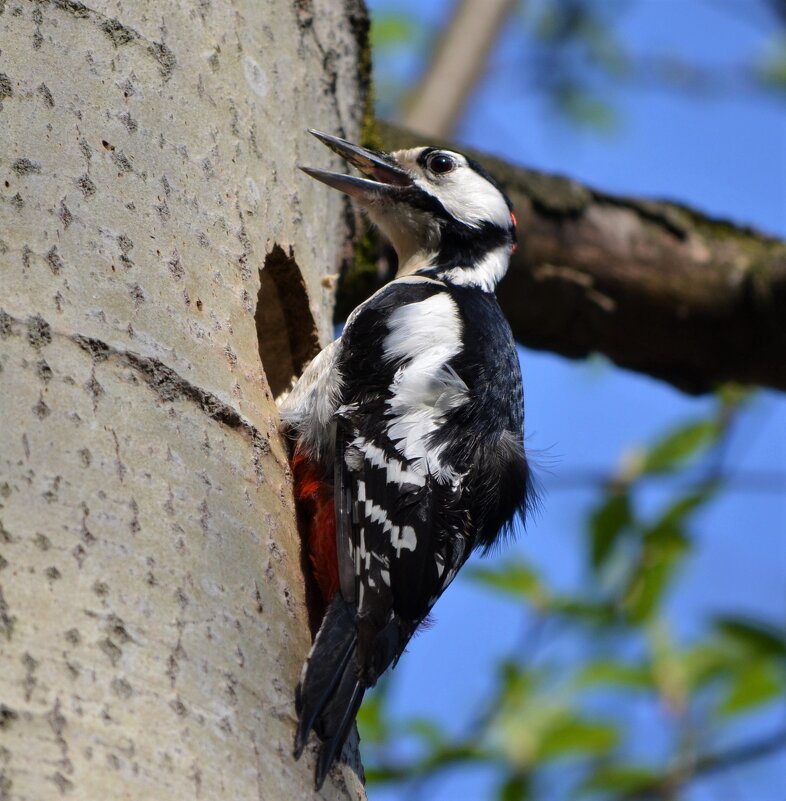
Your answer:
[364,2,786,799]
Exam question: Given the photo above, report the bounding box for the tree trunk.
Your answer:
[0,1,368,798]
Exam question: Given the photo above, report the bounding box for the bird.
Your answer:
[281,129,536,789]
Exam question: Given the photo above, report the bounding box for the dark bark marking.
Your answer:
[64,628,80,645]
[99,638,122,666]
[12,158,41,175]
[58,199,72,228]
[34,533,51,550]
[21,652,37,700]
[0,310,12,338]
[37,82,54,107]
[118,111,137,132]
[33,397,51,419]
[50,771,74,794]
[0,705,18,729]
[27,314,52,348]
[46,245,64,275]
[100,17,137,46]
[167,250,183,279]
[148,41,177,80]
[51,1,91,19]
[75,174,95,198]
[0,588,14,640]
[112,150,133,173]
[129,284,145,307]
[36,359,53,383]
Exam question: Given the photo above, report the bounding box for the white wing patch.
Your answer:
[391,525,417,557]
[382,292,467,484]
[353,437,427,488]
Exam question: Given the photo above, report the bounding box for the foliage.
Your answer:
[357,393,786,799]
[370,0,786,133]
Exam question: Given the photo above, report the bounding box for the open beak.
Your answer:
[299,129,412,203]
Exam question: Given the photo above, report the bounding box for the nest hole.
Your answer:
[256,245,320,398]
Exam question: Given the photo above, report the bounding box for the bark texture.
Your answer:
[374,122,786,394]
[0,1,367,799]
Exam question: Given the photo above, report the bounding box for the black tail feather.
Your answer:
[315,679,364,789]
[294,618,356,758]
[294,595,365,786]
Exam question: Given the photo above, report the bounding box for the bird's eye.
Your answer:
[426,153,456,175]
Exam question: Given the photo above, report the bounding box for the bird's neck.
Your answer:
[396,219,513,293]
[397,242,512,294]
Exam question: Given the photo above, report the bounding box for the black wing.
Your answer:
[333,279,474,685]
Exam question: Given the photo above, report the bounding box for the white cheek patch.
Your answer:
[416,164,511,230]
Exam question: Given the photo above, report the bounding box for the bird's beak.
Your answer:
[299,129,412,203]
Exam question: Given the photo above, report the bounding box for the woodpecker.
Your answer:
[282,130,535,788]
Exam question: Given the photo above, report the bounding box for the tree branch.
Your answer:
[621,727,786,800]
[372,121,786,394]
[401,0,517,138]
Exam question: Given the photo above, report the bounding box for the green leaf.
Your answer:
[718,658,784,716]
[370,14,417,49]
[647,621,690,712]
[498,772,530,801]
[714,616,786,659]
[622,523,688,622]
[575,660,651,691]
[582,765,659,793]
[590,491,633,569]
[497,660,538,709]
[538,718,619,760]
[357,677,392,744]
[402,717,445,747]
[758,39,786,92]
[555,85,618,132]
[681,642,739,691]
[468,561,548,606]
[658,483,717,526]
[641,419,720,474]
[550,597,618,626]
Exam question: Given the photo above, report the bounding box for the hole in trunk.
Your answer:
[256,244,321,398]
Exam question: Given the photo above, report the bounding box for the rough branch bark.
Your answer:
[0,1,368,798]
[376,122,786,394]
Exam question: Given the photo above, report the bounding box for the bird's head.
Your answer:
[300,130,517,293]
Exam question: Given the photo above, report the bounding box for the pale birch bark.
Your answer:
[0,1,368,798]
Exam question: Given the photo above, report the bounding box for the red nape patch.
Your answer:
[510,210,518,254]
[291,451,339,603]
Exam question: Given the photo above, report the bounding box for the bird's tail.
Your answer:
[294,594,365,789]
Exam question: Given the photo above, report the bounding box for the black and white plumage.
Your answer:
[282,131,535,788]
